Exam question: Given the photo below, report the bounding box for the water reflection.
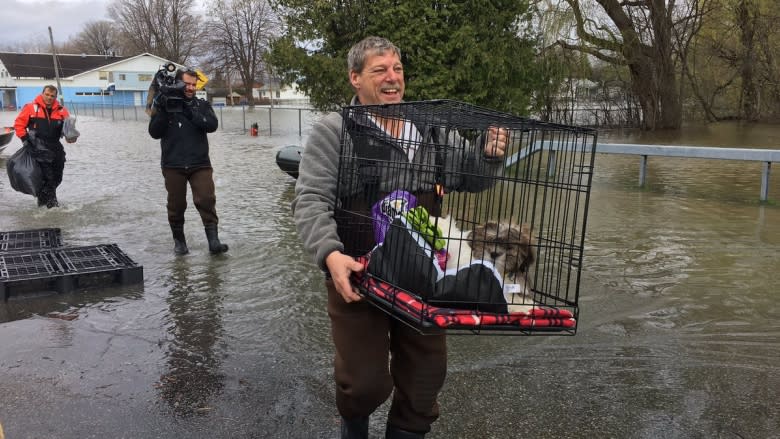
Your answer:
[0,283,143,324]
[157,258,225,416]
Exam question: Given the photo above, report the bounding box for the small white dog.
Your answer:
[432,215,474,271]
[470,221,537,313]
[434,217,537,313]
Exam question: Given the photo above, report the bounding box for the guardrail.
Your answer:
[507,141,779,202]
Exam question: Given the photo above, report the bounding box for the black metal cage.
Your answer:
[334,100,597,335]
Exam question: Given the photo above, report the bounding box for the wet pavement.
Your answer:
[0,110,779,438]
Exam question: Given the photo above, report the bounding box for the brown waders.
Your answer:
[162,167,227,254]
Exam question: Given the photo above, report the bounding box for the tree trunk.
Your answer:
[737,0,759,121]
[650,0,681,129]
[589,0,683,130]
[658,65,682,129]
[627,61,653,129]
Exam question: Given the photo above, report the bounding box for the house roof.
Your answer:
[0,52,128,79]
[72,52,174,78]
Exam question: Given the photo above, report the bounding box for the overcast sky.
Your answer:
[0,0,112,49]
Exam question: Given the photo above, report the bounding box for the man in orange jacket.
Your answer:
[14,84,76,208]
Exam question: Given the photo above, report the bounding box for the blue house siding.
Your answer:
[13,86,148,108]
[15,86,43,107]
[106,90,142,106]
[71,90,139,106]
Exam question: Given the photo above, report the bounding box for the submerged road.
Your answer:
[0,112,779,438]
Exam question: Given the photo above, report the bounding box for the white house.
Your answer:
[253,79,309,106]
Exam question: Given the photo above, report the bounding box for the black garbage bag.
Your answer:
[368,217,439,299]
[367,217,507,313]
[7,144,43,196]
[27,132,64,163]
[429,264,507,313]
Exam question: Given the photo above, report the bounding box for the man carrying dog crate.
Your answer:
[292,36,507,438]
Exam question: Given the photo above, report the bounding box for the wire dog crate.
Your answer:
[335,100,597,335]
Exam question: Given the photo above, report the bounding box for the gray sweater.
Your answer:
[292,111,345,270]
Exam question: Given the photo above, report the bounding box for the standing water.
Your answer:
[0,110,778,438]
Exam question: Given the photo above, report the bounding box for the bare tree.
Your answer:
[557,0,706,130]
[204,0,280,105]
[756,4,780,118]
[735,0,759,121]
[107,0,202,63]
[0,35,53,53]
[724,0,778,121]
[65,21,121,55]
[687,0,780,121]
[673,0,719,122]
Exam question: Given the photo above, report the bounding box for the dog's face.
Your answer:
[468,222,536,277]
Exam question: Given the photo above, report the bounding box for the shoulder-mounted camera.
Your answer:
[151,63,185,112]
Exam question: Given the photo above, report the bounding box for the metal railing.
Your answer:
[508,141,779,202]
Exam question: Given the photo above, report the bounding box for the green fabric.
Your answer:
[403,206,445,251]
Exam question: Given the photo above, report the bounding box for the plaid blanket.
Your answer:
[353,256,576,330]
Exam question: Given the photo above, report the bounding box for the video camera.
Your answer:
[152,63,185,112]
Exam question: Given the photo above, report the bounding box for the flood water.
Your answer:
[1,109,779,439]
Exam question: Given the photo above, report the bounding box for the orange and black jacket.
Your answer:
[14,94,70,144]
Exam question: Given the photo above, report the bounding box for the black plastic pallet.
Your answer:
[0,243,143,300]
[0,228,63,253]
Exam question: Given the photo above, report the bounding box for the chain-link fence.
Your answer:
[65,102,323,137]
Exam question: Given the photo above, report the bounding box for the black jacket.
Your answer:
[148,97,219,168]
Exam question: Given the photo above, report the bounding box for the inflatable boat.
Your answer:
[276,145,303,179]
[0,127,14,152]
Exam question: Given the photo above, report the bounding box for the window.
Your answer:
[99,71,108,80]
[138,74,152,82]
[275,90,280,98]
[75,91,111,96]
[119,74,126,81]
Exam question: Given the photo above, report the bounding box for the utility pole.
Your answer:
[268,69,274,108]
[48,26,64,104]
[226,70,233,106]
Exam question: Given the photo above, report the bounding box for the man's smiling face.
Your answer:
[350,50,404,105]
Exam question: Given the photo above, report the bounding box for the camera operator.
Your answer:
[148,68,229,255]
